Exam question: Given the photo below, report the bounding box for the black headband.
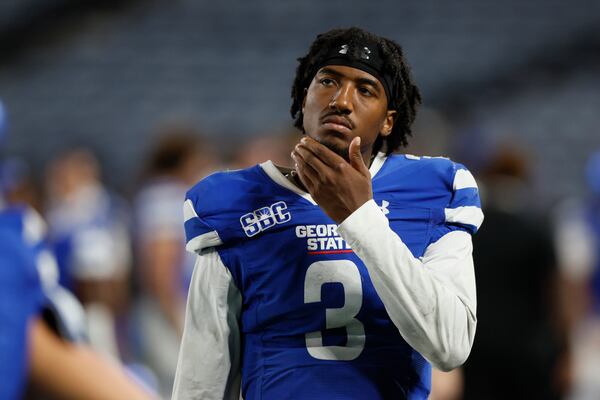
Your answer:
[316,43,395,109]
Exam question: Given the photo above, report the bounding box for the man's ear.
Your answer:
[381,110,397,137]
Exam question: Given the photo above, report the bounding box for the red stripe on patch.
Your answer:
[307,250,354,255]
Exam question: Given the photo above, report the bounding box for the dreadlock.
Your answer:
[290,27,422,155]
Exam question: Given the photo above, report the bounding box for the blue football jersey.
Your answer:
[0,206,88,342]
[184,154,482,400]
[0,207,46,400]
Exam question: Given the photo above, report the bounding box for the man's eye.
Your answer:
[359,87,372,96]
[320,78,334,86]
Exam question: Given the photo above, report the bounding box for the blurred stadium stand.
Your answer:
[0,0,599,203]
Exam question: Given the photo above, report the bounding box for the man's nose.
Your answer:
[329,84,353,114]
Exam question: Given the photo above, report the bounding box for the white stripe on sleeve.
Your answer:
[183,199,199,223]
[23,207,47,245]
[445,206,484,230]
[186,231,223,253]
[453,169,478,191]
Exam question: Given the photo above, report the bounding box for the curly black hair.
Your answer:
[290,27,422,155]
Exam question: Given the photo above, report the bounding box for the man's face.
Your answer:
[302,65,396,161]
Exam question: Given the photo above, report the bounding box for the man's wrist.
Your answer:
[337,199,388,245]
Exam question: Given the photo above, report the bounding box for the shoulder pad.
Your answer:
[184,167,265,253]
[395,155,484,234]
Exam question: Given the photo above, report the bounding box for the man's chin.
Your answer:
[318,139,350,162]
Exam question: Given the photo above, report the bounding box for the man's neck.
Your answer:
[276,151,378,192]
[278,166,307,192]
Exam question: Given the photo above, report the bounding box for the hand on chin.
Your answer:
[313,134,351,162]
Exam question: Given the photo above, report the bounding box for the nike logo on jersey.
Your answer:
[296,224,353,255]
[240,201,291,237]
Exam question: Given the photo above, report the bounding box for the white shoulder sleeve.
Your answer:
[337,200,477,371]
[172,249,242,400]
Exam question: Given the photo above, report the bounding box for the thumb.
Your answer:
[348,136,369,175]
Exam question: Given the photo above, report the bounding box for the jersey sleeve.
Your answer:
[431,163,484,244]
[183,200,223,253]
[172,249,242,399]
[445,166,483,233]
[183,174,228,253]
[184,168,268,254]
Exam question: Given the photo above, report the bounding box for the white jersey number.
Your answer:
[304,260,365,360]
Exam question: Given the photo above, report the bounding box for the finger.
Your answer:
[348,136,370,176]
[291,151,317,190]
[293,148,320,182]
[298,137,346,168]
[294,143,331,176]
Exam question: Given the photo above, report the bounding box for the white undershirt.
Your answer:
[172,199,477,400]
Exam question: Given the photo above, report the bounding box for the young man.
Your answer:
[173,27,483,399]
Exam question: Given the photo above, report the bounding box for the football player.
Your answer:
[173,27,483,399]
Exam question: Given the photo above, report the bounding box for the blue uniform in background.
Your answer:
[184,154,481,399]
[0,211,46,400]
[0,204,89,400]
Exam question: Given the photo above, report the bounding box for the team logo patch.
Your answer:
[296,224,353,255]
[240,201,291,237]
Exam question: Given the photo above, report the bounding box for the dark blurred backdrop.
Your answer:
[1,0,599,205]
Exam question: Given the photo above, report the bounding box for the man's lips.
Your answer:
[321,115,353,134]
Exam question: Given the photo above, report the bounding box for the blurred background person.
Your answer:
[44,147,133,361]
[229,129,301,169]
[0,210,154,400]
[133,126,219,395]
[553,151,600,400]
[461,144,571,399]
[0,98,156,400]
[0,156,42,211]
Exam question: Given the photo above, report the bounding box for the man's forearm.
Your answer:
[338,200,477,371]
[29,318,155,400]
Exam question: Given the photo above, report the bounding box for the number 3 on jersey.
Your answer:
[304,260,365,361]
